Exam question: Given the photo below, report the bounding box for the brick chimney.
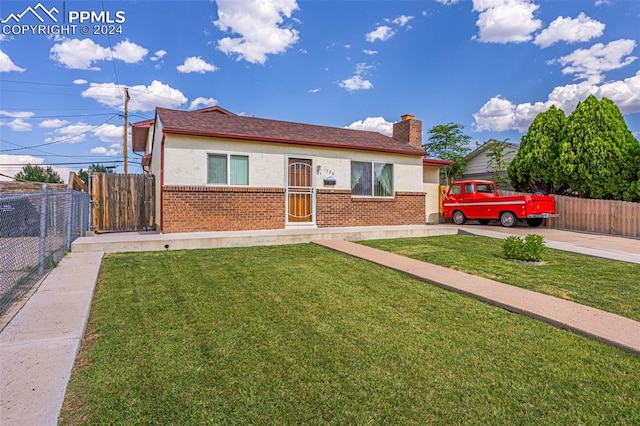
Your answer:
[393,114,422,150]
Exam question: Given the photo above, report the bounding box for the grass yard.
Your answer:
[60,244,640,425]
[362,234,640,322]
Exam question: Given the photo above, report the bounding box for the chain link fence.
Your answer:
[0,186,90,318]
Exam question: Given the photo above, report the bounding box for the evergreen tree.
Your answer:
[423,122,471,184]
[15,164,63,183]
[508,105,566,193]
[554,95,640,200]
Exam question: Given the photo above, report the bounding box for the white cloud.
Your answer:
[299,48,308,54]
[437,0,459,4]
[0,49,25,72]
[534,13,605,48]
[44,122,94,144]
[552,39,637,84]
[90,146,120,157]
[390,15,414,27]
[0,110,34,118]
[366,25,395,42]
[82,80,187,112]
[93,124,125,144]
[308,88,321,93]
[473,70,640,132]
[150,50,167,61]
[177,56,218,73]
[39,119,70,128]
[363,49,377,55]
[3,118,32,132]
[595,0,610,5]
[214,0,300,64]
[73,79,87,85]
[339,75,373,92]
[339,62,374,92]
[473,96,520,132]
[472,0,542,43]
[49,38,147,70]
[345,117,393,136]
[189,97,218,110]
[112,40,148,64]
[596,70,640,114]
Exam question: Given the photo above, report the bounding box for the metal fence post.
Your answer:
[38,184,48,275]
[65,189,74,250]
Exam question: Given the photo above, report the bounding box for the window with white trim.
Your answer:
[207,154,249,185]
[351,161,394,197]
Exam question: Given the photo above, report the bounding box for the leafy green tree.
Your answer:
[78,163,113,185]
[508,105,566,193]
[15,164,63,183]
[554,95,640,200]
[423,122,471,184]
[485,139,510,187]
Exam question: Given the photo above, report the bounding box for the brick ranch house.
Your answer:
[132,106,449,233]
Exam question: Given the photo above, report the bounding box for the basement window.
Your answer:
[351,161,394,197]
[207,154,249,185]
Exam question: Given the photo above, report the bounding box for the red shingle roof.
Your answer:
[153,107,425,156]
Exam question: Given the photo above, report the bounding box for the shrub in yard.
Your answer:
[503,234,547,262]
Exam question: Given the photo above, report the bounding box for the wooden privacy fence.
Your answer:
[500,190,640,238]
[91,173,155,232]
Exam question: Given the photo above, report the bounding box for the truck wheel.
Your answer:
[500,211,517,228]
[525,218,544,227]
[478,219,491,225]
[452,211,466,225]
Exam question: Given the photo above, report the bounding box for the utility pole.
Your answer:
[123,87,130,175]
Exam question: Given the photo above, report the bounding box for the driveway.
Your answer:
[444,223,640,263]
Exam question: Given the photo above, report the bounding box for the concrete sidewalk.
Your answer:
[316,239,640,355]
[0,252,103,426]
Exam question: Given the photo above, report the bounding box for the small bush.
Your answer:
[503,234,547,262]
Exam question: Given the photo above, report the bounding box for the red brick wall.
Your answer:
[316,189,425,227]
[162,186,285,233]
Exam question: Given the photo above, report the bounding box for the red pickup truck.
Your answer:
[442,180,558,227]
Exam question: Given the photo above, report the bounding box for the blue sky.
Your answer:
[0,0,638,180]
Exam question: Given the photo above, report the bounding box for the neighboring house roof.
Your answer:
[464,140,519,163]
[132,107,426,156]
[423,158,453,167]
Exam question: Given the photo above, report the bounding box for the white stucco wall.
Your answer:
[423,166,442,223]
[150,118,164,224]
[161,134,424,193]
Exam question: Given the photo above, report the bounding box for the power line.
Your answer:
[0,160,132,166]
[102,0,120,86]
[0,114,120,153]
[8,113,119,119]
[0,78,80,87]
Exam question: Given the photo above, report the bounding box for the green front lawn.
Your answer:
[361,234,640,322]
[60,244,640,425]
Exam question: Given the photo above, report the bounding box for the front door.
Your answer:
[286,158,314,224]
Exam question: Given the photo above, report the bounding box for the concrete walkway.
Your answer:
[2,225,640,425]
[0,252,103,426]
[316,239,640,355]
